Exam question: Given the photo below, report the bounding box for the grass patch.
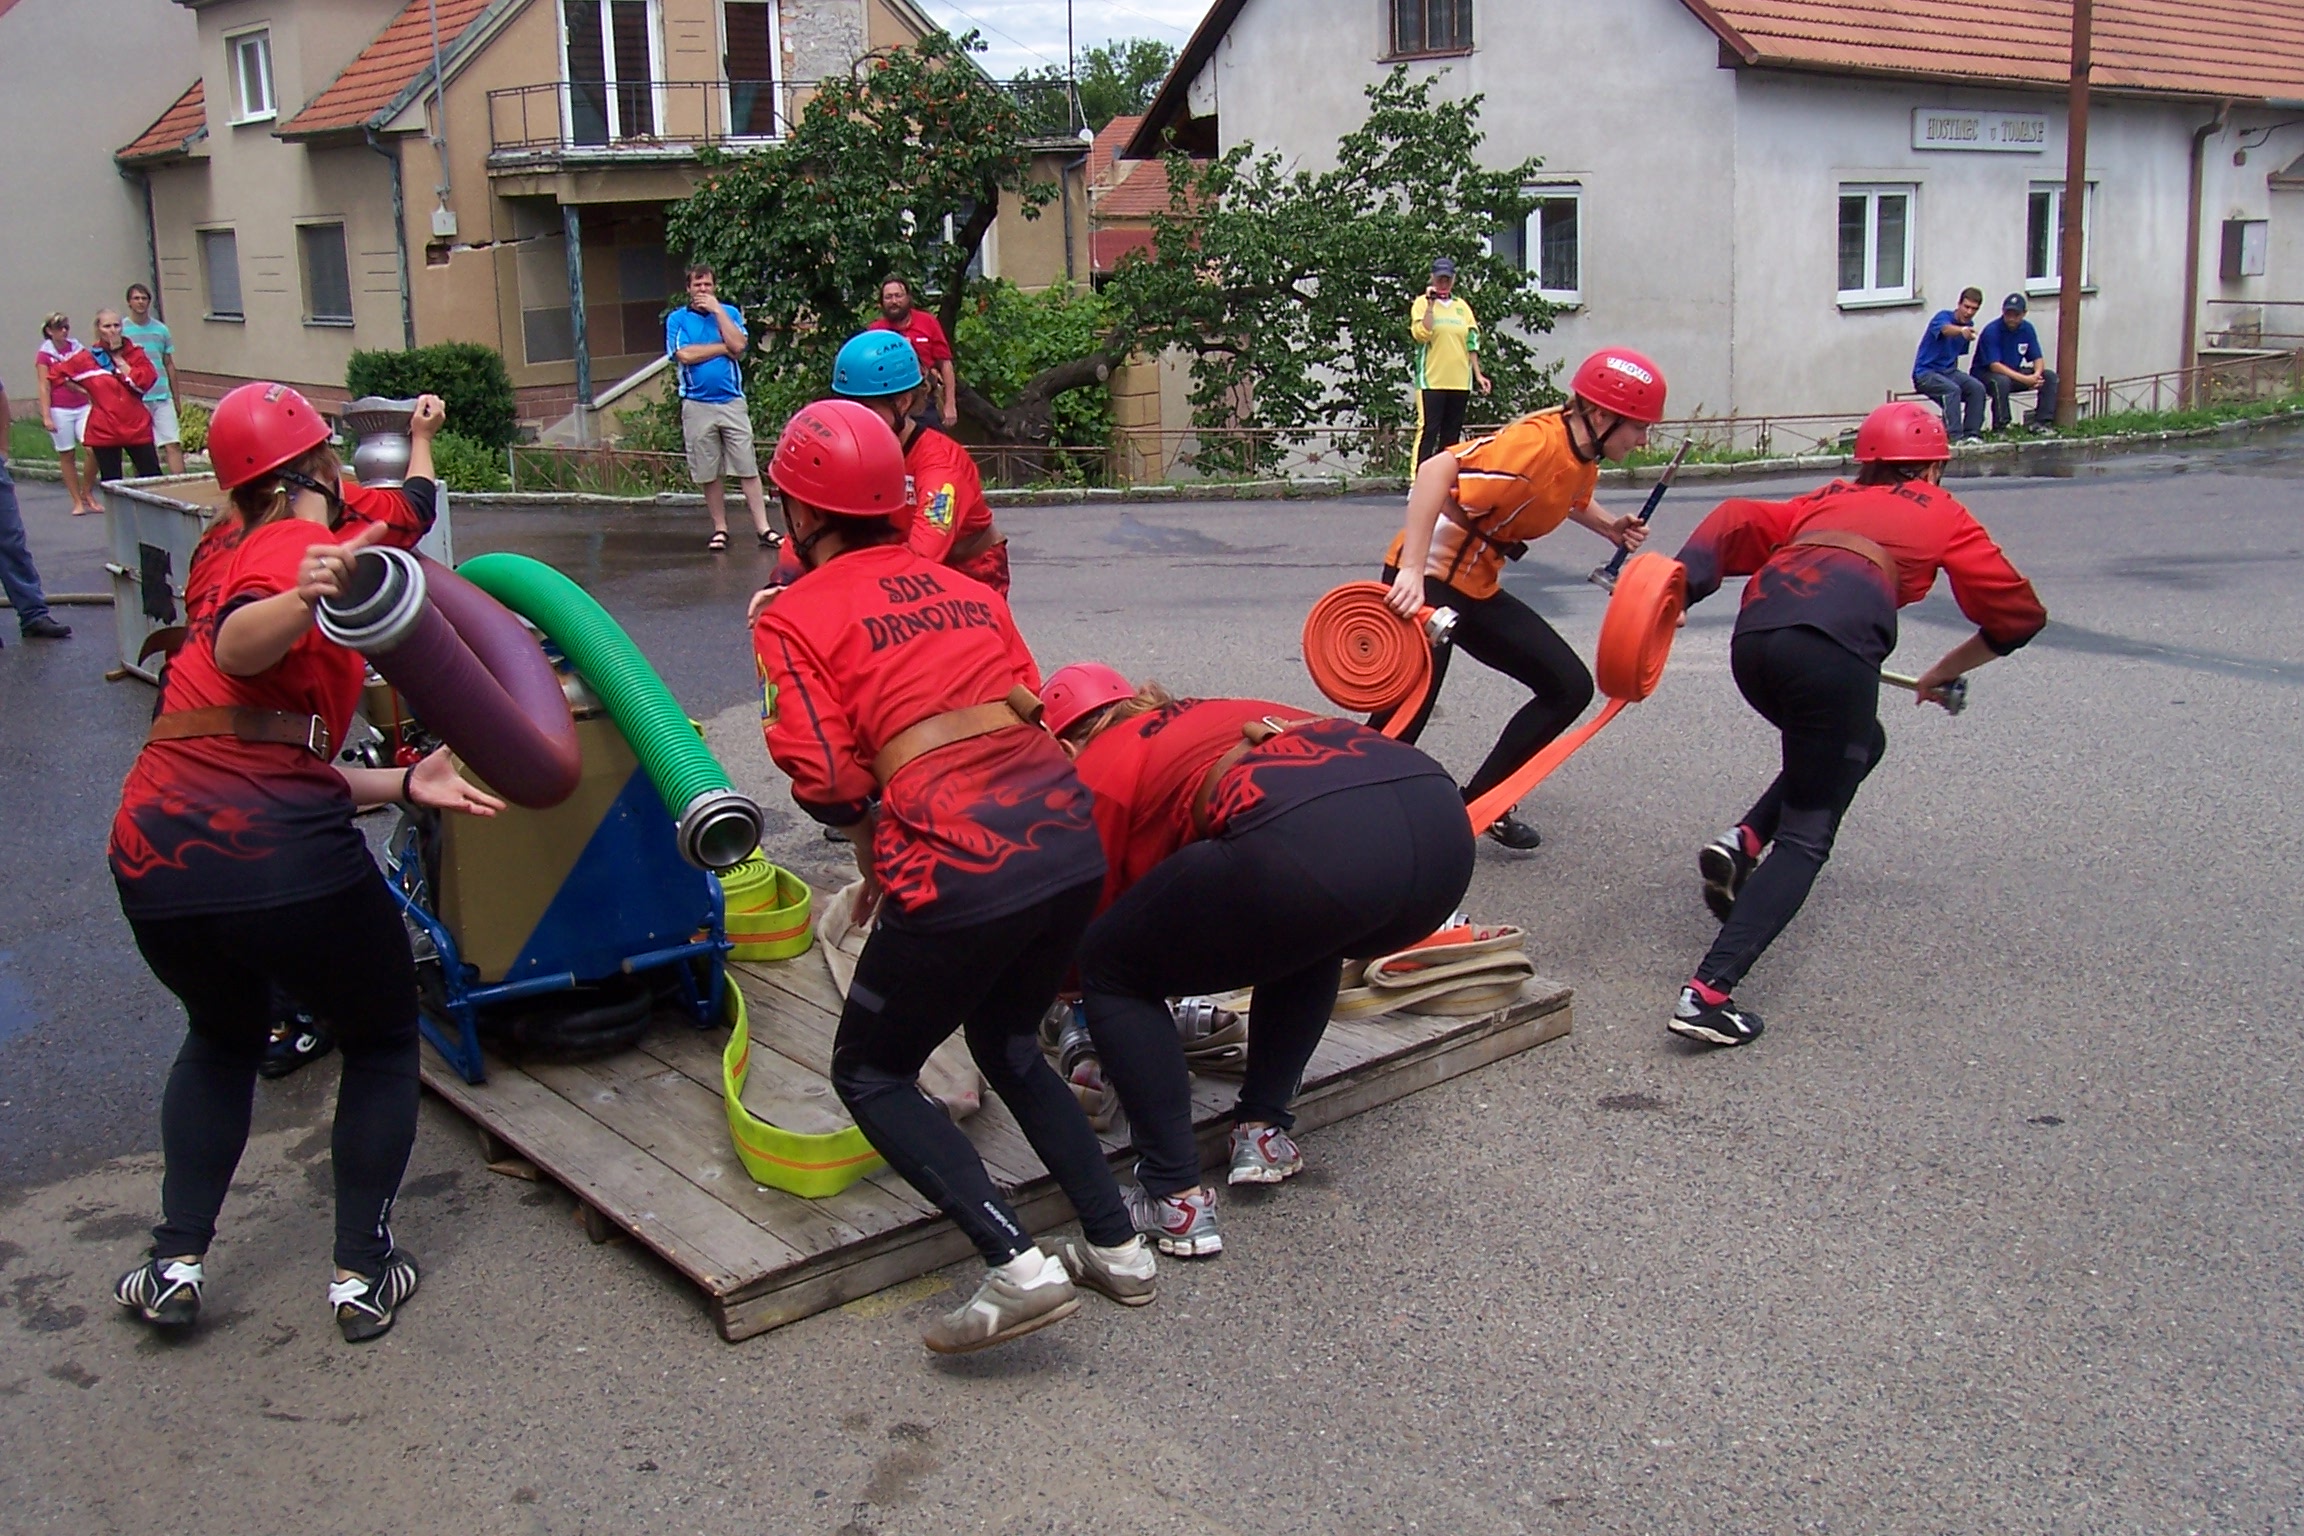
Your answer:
[9,417,59,463]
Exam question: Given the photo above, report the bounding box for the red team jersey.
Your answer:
[110,520,373,917]
[1674,478,2046,666]
[900,427,999,584]
[752,543,1102,928]
[1070,699,1452,911]
[182,477,437,625]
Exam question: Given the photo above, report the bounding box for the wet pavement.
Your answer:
[2,424,2302,1531]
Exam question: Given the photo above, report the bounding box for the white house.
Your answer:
[1124,0,2304,426]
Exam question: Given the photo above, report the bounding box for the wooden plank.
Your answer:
[1291,1003,1573,1136]
[419,1042,804,1295]
[524,1052,878,1262]
[732,951,849,1020]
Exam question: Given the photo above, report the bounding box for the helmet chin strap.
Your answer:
[277,468,346,530]
[1566,399,1608,464]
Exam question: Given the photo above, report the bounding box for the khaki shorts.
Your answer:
[681,398,758,483]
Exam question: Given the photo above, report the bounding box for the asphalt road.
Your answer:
[2,431,2300,1533]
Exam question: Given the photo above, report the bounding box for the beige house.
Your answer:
[114,0,1069,432]
[0,0,201,408]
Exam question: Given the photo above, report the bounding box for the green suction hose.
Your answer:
[457,552,763,870]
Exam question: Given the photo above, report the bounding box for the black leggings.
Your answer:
[1373,571,1596,802]
[1077,776,1475,1197]
[125,870,422,1275]
[830,879,1133,1265]
[1696,626,1887,990]
[1416,389,1470,466]
[94,443,163,481]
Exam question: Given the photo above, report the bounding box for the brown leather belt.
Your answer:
[147,706,333,760]
[1189,716,1319,837]
[871,685,1043,785]
[1791,528,1898,589]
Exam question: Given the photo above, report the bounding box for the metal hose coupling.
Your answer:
[676,787,765,871]
[315,546,429,654]
[1423,606,1460,647]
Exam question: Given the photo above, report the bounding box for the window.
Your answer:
[229,30,275,122]
[562,0,662,145]
[199,228,243,319]
[1390,0,1472,57]
[1490,189,1581,303]
[512,202,574,363]
[2027,181,2095,292]
[1837,184,1915,304]
[299,223,353,324]
[720,1,780,138]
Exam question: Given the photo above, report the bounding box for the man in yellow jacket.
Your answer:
[1411,256,1491,466]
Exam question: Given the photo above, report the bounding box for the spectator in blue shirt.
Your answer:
[1971,292,2059,433]
[666,264,778,554]
[1912,286,1987,443]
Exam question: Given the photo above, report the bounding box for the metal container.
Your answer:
[98,474,224,684]
[340,396,417,486]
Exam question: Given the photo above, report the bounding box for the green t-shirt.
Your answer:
[122,317,173,402]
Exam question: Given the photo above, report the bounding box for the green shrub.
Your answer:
[427,430,510,493]
[176,399,210,456]
[347,343,519,450]
[956,278,1115,456]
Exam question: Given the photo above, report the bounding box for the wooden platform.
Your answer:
[420,949,1572,1342]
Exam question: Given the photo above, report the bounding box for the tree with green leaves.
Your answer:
[1008,37,1179,134]
[1103,69,1560,475]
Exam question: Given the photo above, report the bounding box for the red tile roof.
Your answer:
[117,80,207,165]
[277,0,494,139]
[1089,113,1187,219]
[1091,227,1156,274]
[1682,0,2304,103]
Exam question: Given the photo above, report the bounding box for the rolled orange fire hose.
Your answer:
[1302,555,1687,836]
[1301,582,1456,740]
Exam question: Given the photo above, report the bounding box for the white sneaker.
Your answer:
[921,1248,1080,1353]
[1227,1124,1304,1185]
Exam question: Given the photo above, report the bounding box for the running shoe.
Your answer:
[114,1254,203,1330]
[1668,986,1766,1048]
[1698,828,1757,923]
[1124,1182,1223,1258]
[1227,1124,1304,1185]
[1485,811,1542,851]
[921,1255,1080,1353]
[1050,1234,1158,1307]
[331,1250,421,1343]
[259,1014,336,1079]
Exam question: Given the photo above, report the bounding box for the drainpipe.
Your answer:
[1063,151,1088,288]
[136,169,164,319]
[564,203,592,410]
[2181,101,2234,405]
[367,129,417,349]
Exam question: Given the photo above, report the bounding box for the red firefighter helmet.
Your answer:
[208,382,333,491]
[1569,348,1669,425]
[769,399,911,518]
[1854,401,1952,464]
[1040,662,1137,737]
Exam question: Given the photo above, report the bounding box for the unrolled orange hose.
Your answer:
[1464,553,1686,835]
[1302,581,1436,739]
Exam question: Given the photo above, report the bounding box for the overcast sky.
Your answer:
[910,0,1211,79]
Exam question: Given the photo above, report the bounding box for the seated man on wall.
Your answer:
[1971,292,2059,433]
[1912,287,1987,444]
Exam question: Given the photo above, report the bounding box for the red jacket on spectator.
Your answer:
[54,342,157,448]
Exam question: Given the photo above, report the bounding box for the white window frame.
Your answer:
[1837,183,1917,306]
[714,0,784,141]
[557,0,668,146]
[198,226,244,321]
[2026,180,2096,295]
[227,28,276,124]
[296,219,355,326]
[1525,185,1581,306]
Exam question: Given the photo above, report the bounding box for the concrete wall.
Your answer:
[992,150,1090,291]
[0,0,199,413]
[2197,112,2304,340]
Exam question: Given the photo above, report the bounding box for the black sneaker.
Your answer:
[20,616,71,640]
[331,1250,420,1343]
[1669,986,1765,1048]
[1698,830,1756,922]
[1485,810,1542,851]
[259,1015,336,1079]
[115,1253,204,1330]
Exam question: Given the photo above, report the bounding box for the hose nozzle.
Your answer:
[315,546,428,654]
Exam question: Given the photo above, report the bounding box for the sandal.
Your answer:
[706,529,729,552]
[758,529,781,549]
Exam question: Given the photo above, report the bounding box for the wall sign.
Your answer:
[1913,109,2050,153]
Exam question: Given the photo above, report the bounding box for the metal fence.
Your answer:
[487,80,788,154]
[2205,300,2304,352]
[509,444,692,497]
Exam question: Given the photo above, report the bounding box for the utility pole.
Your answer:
[1067,0,1081,133]
[2055,0,2091,425]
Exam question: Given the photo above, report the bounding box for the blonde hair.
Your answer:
[1058,682,1177,747]
[228,444,342,528]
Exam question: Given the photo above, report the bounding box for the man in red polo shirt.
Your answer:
[866,278,958,430]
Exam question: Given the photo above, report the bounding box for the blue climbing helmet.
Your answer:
[831,330,923,399]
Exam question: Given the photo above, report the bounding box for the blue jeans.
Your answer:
[1914,370,1988,439]
[0,458,54,629]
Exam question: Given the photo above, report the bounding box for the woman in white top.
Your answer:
[35,313,97,514]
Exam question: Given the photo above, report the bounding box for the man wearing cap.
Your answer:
[1410,257,1491,466]
[1971,293,2059,433]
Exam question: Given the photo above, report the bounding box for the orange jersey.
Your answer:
[1384,409,1599,599]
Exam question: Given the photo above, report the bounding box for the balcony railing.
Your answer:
[487,79,787,156]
